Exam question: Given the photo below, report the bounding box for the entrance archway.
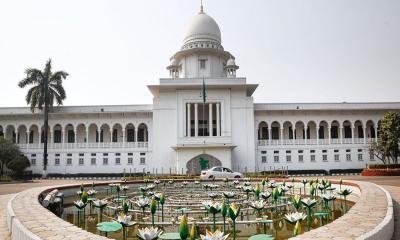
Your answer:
[186,154,222,175]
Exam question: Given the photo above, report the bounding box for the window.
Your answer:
[79,158,84,165]
[298,150,303,154]
[91,153,96,156]
[286,155,291,163]
[310,150,315,153]
[115,158,121,165]
[140,152,146,156]
[67,158,72,165]
[103,153,108,156]
[286,150,291,154]
[55,158,60,165]
[311,155,316,162]
[79,153,84,157]
[322,150,327,153]
[274,156,279,163]
[67,130,75,143]
[334,154,340,162]
[334,149,339,153]
[298,155,303,162]
[273,150,279,154]
[115,153,121,156]
[369,153,375,161]
[140,157,145,165]
[91,158,96,165]
[261,156,267,163]
[200,59,206,69]
[322,155,328,162]
[358,149,363,152]
[31,154,36,157]
[54,130,62,143]
[358,154,363,161]
[346,149,351,153]
[128,158,133,165]
[103,158,108,165]
[55,153,60,157]
[31,159,36,165]
[346,154,351,161]
[128,153,133,156]
[67,153,72,157]
[261,151,267,154]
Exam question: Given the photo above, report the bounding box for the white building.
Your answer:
[1,6,399,176]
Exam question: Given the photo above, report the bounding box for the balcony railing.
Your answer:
[257,138,375,146]
[18,142,149,149]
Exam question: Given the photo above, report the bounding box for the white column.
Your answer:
[351,127,355,144]
[15,130,19,144]
[340,127,343,144]
[122,128,126,143]
[280,128,283,145]
[74,127,78,143]
[374,125,378,142]
[363,127,367,144]
[268,128,271,145]
[26,131,29,144]
[317,126,320,145]
[292,128,295,144]
[209,102,213,137]
[328,127,331,144]
[62,130,65,144]
[187,103,191,137]
[194,103,198,137]
[216,103,220,136]
[304,126,307,144]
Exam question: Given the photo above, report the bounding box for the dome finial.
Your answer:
[200,0,204,13]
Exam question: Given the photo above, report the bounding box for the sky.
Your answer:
[0,0,399,107]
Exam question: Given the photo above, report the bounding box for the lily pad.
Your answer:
[159,232,181,240]
[249,234,274,240]
[96,221,122,233]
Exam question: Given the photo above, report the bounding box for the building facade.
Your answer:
[1,7,399,176]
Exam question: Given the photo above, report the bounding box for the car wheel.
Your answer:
[209,175,215,180]
[234,175,241,178]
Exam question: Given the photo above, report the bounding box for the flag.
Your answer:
[201,78,207,103]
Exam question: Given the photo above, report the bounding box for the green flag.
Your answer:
[201,78,206,103]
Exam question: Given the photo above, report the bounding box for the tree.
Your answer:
[18,59,68,177]
[7,155,31,177]
[0,138,22,176]
[370,111,400,164]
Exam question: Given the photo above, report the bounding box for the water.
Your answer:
[60,181,354,240]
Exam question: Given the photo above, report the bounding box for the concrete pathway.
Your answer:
[0,194,14,240]
[382,185,400,240]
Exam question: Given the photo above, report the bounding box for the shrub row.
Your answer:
[368,164,400,169]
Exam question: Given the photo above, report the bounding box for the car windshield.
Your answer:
[223,168,233,173]
[213,167,222,172]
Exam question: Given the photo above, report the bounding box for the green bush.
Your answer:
[368,164,400,169]
[0,175,12,182]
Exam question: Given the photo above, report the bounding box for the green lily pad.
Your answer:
[315,212,329,217]
[159,232,181,240]
[249,234,274,240]
[97,221,122,233]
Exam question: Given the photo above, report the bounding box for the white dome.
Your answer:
[227,58,236,66]
[183,12,221,45]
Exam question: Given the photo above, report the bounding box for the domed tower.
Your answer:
[167,5,238,78]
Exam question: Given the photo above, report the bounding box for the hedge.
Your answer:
[368,164,400,169]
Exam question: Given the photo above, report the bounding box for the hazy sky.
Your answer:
[0,0,399,107]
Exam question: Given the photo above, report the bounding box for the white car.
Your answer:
[200,166,243,180]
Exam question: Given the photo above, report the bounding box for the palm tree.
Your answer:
[18,59,68,177]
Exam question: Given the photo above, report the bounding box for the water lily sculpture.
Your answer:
[301,179,308,195]
[136,197,150,217]
[150,198,157,226]
[301,198,317,230]
[222,191,236,202]
[194,180,200,185]
[87,189,97,197]
[292,194,302,211]
[221,201,228,232]
[74,200,86,210]
[284,212,307,237]
[208,192,218,200]
[254,183,261,200]
[321,193,336,210]
[337,188,352,212]
[159,193,166,222]
[261,191,271,201]
[137,227,163,240]
[93,199,108,221]
[122,185,129,196]
[268,181,277,189]
[243,186,253,200]
[179,215,189,240]
[200,229,230,240]
[203,201,222,231]
[117,213,135,226]
[233,180,240,185]
[228,203,240,240]
[249,200,265,217]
